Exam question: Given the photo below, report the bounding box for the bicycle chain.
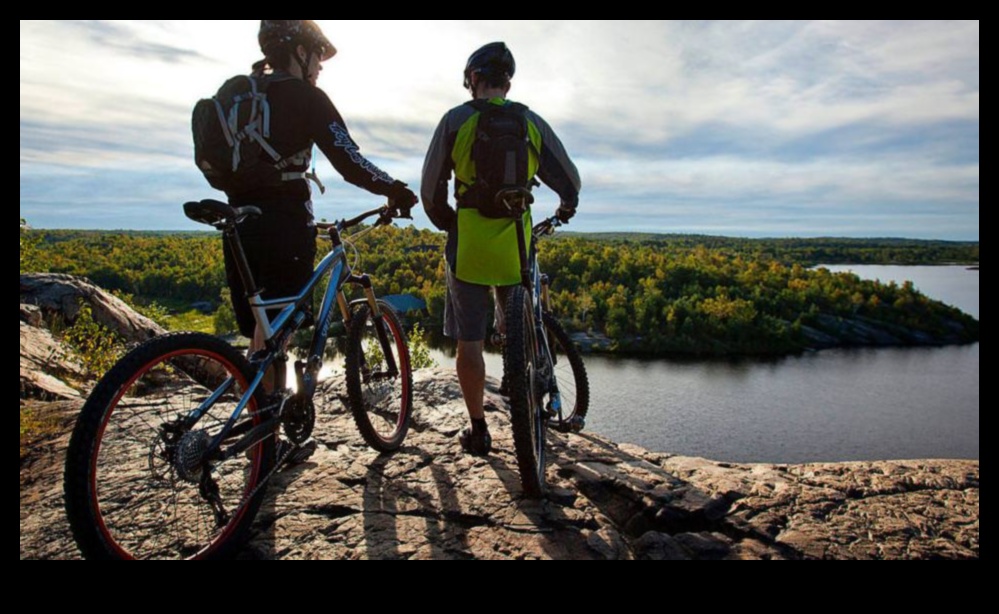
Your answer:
[218,433,296,530]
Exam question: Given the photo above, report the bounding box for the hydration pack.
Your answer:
[192,74,311,195]
[463,99,535,218]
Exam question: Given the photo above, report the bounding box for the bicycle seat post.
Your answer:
[223,221,262,304]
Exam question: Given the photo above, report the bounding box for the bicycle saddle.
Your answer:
[184,200,262,229]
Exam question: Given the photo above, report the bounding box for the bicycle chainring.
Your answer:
[282,394,315,445]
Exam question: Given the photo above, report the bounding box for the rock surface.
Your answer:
[20,274,166,401]
[20,368,978,560]
[20,273,164,345]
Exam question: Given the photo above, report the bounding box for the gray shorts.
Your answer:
[444,265,515,342]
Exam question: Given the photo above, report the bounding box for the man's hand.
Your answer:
[389,180,418,219]
[556,204,576,224]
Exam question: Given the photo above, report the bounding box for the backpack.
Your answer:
[192,74,309,195]
[463,99,536,218]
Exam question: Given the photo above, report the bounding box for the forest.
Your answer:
[22,223,979,356]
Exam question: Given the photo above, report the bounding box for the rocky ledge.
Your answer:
[20,368,978,560]
[19,274,978,560]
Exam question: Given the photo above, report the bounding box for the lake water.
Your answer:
[431,265,979,464]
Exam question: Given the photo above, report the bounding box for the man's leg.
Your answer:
[446,268,493,455]
[456,340,485,421]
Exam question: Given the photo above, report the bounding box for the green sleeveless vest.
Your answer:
[452,98,541,286]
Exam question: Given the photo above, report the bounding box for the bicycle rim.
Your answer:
[65,334,272,560]
[345,303,413,452]
[543,312,589,427]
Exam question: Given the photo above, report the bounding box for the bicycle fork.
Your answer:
[349,274,400,381]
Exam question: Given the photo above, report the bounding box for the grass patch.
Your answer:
[163,309,215,333]
[20,404,64,463]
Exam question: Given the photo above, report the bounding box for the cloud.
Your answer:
[57,20,212,64]
[19,20,979,240]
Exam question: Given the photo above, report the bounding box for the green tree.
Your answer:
[20,218,41,273]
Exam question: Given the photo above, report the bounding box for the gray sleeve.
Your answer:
[528,110,581,210]
[421,113,457,232]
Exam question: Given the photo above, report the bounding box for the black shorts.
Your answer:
[223,202,317,338]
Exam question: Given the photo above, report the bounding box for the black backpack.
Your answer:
[192,74,308,195]
[464,99,536,218]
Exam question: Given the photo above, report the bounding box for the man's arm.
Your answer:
[421,113,458,232]
[310,88,411,201]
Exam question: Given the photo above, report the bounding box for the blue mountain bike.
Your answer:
[64,199,413,560]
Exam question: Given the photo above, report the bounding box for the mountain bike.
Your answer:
[64,199,413,560]
[501,192,590,499]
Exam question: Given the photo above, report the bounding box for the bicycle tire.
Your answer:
[504,286,546,498]
[345,301,413,452]
[543,312,590,429]
[64,332,275,560]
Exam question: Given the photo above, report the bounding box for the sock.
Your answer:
[472,418,488,435]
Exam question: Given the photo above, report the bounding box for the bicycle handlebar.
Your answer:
[533,216,562,238]
[316,203,409,233]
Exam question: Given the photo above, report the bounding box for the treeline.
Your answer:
[574,234,980,267]
[27,230,225,306]
[23,227,979,356]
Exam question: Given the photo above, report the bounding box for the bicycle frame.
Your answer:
[181,204,400,460]
[514,216,565,423]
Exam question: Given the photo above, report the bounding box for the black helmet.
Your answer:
[259,20,336,61]
[463,42,515,89]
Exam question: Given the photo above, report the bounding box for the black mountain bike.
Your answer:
[502,194,590,499]
[64,199,413,560]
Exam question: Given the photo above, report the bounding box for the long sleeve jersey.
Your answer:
[228,73,398,205]
[421,99,581,232]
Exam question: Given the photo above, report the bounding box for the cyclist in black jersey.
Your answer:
[223,21,418,462]
[223,21,417,362]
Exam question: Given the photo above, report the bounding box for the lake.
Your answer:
[431,265,979,464]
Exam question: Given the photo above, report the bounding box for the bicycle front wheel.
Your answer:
[64,333,275,560]
[505,286,546,498]
[543,312,590,430]
[345,301,413,452]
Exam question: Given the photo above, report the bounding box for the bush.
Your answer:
[407,322,438,370]
[63,301,123,378]
[214,288,239,336]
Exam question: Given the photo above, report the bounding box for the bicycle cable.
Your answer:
[341,224,377,272]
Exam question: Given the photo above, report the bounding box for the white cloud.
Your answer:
[19,20,979,238]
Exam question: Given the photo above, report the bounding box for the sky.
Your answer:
[20,20,979,240]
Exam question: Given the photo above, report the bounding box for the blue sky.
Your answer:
[20,20,979,240]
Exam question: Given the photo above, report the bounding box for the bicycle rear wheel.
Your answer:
[345,301,413,452]
[64,333,274,560]
[505,286,546,498]
[543,312,590,431]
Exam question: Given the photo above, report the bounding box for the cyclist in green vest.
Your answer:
[421,42,581,456]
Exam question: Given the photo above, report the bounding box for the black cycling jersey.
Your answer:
[227,73,397,205]
[223,72,403,337]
